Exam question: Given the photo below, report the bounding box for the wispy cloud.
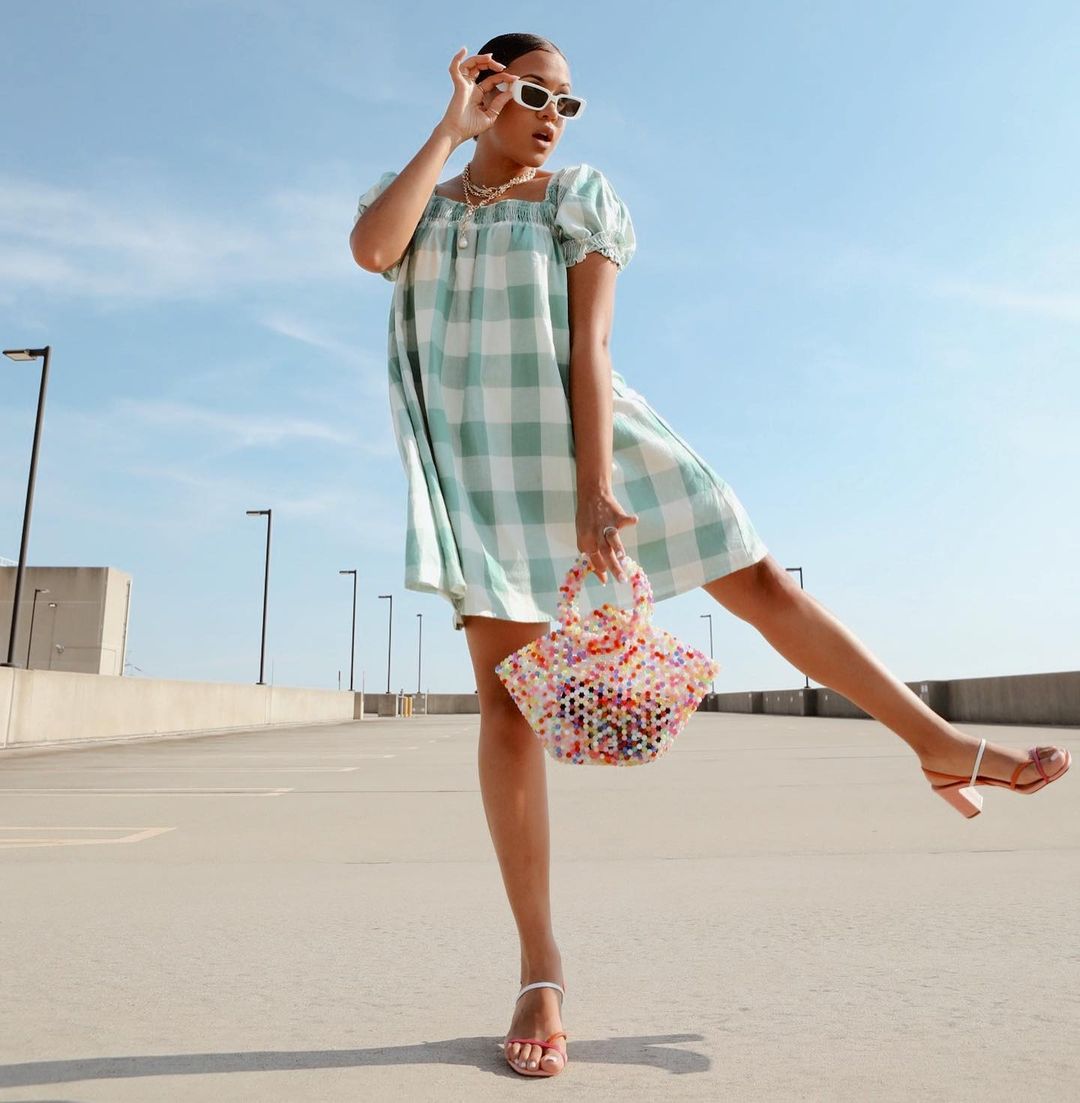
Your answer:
[131,460,405,533]
[113,397,354,448]
[256,311,388,397]
[0,171,381,304]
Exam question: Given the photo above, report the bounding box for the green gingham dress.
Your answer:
[355,162,768,630]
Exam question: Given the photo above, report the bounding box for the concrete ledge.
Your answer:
[424,693,481,715]
[6,665,1077,752]
[1,667,361,751]
[763,688,818,717]
[718,671,1080,726]
[701,691,763,714]
[945,670,1080,726]
[359,693,481,718]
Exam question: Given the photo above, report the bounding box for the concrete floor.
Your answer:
[1,713,1077,1102]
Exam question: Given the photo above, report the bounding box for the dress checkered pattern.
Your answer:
[355,162,768,630]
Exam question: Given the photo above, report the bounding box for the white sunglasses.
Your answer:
[495,77,587,119]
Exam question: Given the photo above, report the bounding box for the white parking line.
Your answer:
[1,766,363,773]
[0,787,294,796]
[0,826,176,850]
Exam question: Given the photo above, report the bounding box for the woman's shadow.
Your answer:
[0,1033,710,1089]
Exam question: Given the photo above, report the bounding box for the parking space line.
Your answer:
[0,766,363,773]
[0,826,176,850]
[0,787,294,796]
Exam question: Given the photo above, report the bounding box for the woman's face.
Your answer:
[479,48,574,166]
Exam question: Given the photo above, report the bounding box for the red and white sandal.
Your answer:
[922,738,1071,818]
[503,981,568,1077]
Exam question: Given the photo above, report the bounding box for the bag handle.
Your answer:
[557,552,653,638]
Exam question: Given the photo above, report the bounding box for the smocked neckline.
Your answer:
[428,168,563,211]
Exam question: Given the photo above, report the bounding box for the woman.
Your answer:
[350,33,1070,1080]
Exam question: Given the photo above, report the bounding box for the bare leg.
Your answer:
[463,614,568,1074]
[703,555,1066,783]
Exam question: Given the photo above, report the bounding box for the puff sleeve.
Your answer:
[354,170,404,282]
[553,163,636,272]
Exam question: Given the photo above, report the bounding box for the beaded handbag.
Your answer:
[494,552,721,766]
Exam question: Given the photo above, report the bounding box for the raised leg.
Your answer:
[703,555,1065,784]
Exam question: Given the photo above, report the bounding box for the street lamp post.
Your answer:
[46,602,57,670]
[2,346,51,669]
[339,569,357,691]
[26,587,49,668]
[246,509,272,685]
[699,612,715,693]
[784,566,810,690]
[378,594,393,694]
[416,611,423,695]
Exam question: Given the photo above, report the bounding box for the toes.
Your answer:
[540,1047,565,1070]
[1020,747,1067,784]
[505,1041,535,1070]
[525,1043,542,1070]
[1039,747,1067,777]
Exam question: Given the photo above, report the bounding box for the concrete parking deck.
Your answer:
[1,713,1077,1102]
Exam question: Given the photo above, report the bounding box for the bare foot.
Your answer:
[504,976,567,1075]
[919,734,1068,787]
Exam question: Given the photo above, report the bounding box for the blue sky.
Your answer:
[2,1,1077,694]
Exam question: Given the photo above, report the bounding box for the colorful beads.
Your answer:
[495,552,720,766]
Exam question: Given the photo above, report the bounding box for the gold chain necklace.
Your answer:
[456,162,537,249]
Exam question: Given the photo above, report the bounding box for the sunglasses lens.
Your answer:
[557,97,583,118]
[519,84,550,109]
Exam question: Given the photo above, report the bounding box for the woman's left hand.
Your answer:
[576,487,638,584]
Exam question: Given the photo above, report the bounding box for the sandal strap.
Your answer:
[506,1031,568,1048]
[969,738,987,786]
[516,980,565,1001]
[1029,746,1051,781]
[1011,749,1040,788]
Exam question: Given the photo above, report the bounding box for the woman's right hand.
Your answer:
[437,47,516,144]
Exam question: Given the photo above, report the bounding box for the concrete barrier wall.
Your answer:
[4,666,1076,753]
[0,667,360,750]
[701,692,763,714]
[817,680,952,720]
[425,693,481,715]
[762,688,817,717]
[720,672,1080,726]
[946,670,1080,726]
[359,693,480,717]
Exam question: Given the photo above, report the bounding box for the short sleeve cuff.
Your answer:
[562,230,634,271]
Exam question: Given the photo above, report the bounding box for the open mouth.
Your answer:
[532,130,553,145]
